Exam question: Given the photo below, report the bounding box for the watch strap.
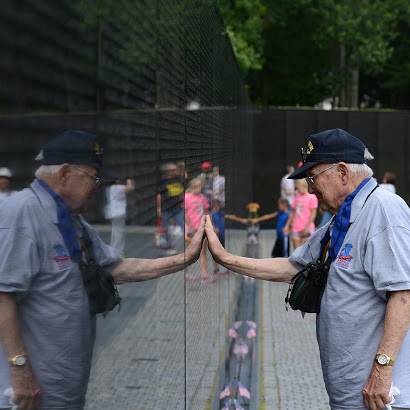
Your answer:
[9,355,29,367]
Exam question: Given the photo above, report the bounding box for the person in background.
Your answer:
[226,203,261,247]
[176,161,188,181]
[156,163,185,255]
[251,198,290,257]
[280,165,296,206]
[0,167,17,204]
[283,179,318,250]
[211,165,225,208]
[0,130,204,410]
[225,214,249,225]
[379,171,397,194]
[105,178,135,257]
[199,161,213,203]
[184,178,212,282]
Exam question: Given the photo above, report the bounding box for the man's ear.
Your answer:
[58,163,71,185]
[337,162,350,184]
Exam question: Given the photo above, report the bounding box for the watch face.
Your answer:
[378,354,388,365]
[15,356,26,366]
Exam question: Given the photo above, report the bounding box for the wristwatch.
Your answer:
[9,355,29,367]
[374,353,394,366]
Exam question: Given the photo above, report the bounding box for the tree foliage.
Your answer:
[217,0,266,76]
[218,0,410,109]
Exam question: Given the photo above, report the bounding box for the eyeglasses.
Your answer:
[305,164,337,188]
[72,166,101,187]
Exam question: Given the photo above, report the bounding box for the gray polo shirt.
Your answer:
[290,178,410,409]
[0,180,120,409]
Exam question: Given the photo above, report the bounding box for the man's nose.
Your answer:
[308,184,315,194]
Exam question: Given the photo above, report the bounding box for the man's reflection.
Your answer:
[0,130,204,410]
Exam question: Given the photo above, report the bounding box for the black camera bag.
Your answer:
[285,259,330,314]
[80,260,121,314]
[79,223,121,315]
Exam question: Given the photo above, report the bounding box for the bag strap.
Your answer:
[75,216,95,266]
[79,238,91,265]
[321,238,331,263]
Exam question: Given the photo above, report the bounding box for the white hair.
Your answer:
[34,150,65,178]
[347,163,374,178]
[34,165,62,178]
[346,147,374,177]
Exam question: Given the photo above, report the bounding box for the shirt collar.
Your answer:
[30,179,59,224]
[349,177,377,224]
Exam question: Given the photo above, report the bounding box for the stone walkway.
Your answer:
[256,230,329,410]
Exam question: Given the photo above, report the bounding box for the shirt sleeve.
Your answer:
[364,225,410,297]
[0,228,40,293]
[79,218,121,269]
[288,226,327,269]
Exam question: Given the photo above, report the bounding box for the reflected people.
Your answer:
[0,130,204,410]
[0,167,17,204]
[206,128,410,410]
[104,177,135,257]
[156,162,185,254]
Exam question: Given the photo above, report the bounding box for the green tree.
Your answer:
[248,0,332,106]
[217,0,266,76]
[311,0,400,108]
[361,8,410,109]
[225,0,410,109]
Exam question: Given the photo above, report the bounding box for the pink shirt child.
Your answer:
[291,193,318,233]
[185,192,210,232]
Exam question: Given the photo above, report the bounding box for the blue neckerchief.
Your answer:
[319,178,371,261]
[37,179,82,262]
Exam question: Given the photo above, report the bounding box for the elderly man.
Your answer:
[205,128,410,410]
[0,130,204,410]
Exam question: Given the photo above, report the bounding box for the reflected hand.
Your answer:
[185,216,205,264]
[362,365,393,410]
[204,215,226,264]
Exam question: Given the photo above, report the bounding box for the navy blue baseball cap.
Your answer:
[37,130,117,180]
[288,128,370,179]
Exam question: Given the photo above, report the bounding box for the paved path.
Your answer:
[84,226,329,409]
[256,230,329,410]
